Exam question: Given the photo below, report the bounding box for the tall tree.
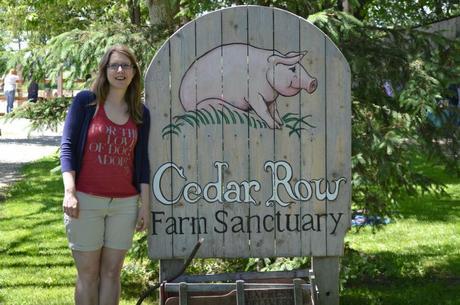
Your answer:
[128,0,142,25]
[363,0,460,27]
[145,0,180,27]
[0,0,135,45]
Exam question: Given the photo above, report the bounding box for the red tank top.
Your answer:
[76,105,138,197]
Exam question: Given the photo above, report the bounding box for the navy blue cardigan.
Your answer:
[60,90,151,193]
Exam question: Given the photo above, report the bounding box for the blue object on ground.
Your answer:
[351,213,390,227]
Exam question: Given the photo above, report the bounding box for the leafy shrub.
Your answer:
[245,257,311,272]
[5,97,71,131]
[309,11,460,220]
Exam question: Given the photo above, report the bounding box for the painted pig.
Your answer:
[179,43,318,129]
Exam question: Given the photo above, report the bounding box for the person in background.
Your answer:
[3,69,20,113]
[60,45,150,305]
[447,84,459,108]
[27,79,39,103]
[447,84,460,126]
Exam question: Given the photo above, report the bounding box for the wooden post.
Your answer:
[309,269,319,304]
[236,280,245,305]
[179,282,188,305]
[57,71,63,97]
[312,257,340,305]
[293,278,302,305]
[159,259,185,282]
[160,259,185,305]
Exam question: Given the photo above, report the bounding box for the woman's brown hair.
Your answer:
[91,45,143,123]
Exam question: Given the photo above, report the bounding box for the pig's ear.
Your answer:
[268,51,307,65]
[285,50,308,59]
[268,54,280,64]
[299,50,308,60]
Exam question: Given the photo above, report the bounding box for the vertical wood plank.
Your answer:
[447,18,456,39]
[159,259,185,281]
[179,282,188,305]
[312,257,339,305]
[456,18,460,38]
[309,269,319,304]
[236,280,245,305]
[293,278,303,305]
[273,8,301,257]
[145,42,173,259]
[195,11,225,257]
[159,259,184,303]
[221,6,250,257]
[170,21,199,257]
[247,5,275,257]
[325,38,351,255]
[299,19,327,257]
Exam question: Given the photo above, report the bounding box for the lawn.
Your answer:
[0,155,459,305]
[0,156,154,305]
[342,163,460,305]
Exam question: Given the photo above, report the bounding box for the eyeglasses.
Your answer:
[107,63,134,71]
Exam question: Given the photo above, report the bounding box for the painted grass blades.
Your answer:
[282,112,316,138]
[161,109,315,138]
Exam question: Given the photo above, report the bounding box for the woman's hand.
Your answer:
[136,203,150,232]
[63,190,79,218]
[136,183,150,232]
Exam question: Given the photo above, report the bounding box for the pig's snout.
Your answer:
[307,78,318,93]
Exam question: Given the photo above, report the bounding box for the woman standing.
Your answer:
[60,45,150,305]
[3,69,20,113]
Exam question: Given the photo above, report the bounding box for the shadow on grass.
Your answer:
[397,190,460,222]
[394,158,460,221]
[343,247,460,282]
[0,216,63,232]
[343,156,460,305]
[3,261,74,268]
[342,279,460,305]
[0,136,60,146]
[0,157,75,276]
[0,214,66,256]
[0,209,61,221]
[1,282,73,288]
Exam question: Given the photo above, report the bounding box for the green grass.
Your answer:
[342,163,460,305]
[0,155,459,305]
[0,156,155,305]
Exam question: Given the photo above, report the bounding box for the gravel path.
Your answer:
[0,118,62,190]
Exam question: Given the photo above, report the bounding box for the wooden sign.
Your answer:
[145,5,351,259]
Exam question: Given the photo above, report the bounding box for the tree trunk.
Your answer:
[434,1,443,16]
[146,0,164,26]
[341,0,350,13]
[128,0,141,25]
[147,0,181,27]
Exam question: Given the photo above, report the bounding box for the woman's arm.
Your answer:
[60,91,94,172]
[135,106,151,232]
[138,106,151,184]
[62,170,79,218]
[60,91,94,217]
[136,183,150,232]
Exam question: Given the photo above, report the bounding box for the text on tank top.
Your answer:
[76,104,138,197]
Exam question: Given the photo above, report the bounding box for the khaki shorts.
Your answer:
[64,192,139,251]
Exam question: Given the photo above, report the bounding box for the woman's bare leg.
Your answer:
[72,249,102,305]
[98,247,128,305]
